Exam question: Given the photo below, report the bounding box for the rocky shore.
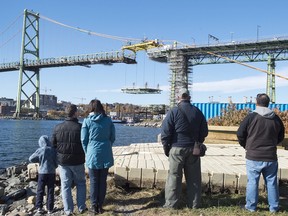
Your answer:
[0,163,84,216]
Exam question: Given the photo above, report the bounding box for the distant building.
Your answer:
[0,97,16,116]
[0,97,15,106]
[31,94,58,111]
[0,105,15,116]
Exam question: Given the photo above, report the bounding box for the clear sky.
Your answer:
[1,0,288,106]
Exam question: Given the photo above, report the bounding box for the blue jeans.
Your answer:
[88,168,109,208]
[59,165,87,215]
[245,159,279,212]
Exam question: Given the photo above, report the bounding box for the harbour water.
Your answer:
[0,119,161,169]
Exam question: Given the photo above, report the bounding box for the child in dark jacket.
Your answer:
[29,135,58,214]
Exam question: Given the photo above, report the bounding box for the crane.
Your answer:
[41,87,52,94]
[74,97,86,104]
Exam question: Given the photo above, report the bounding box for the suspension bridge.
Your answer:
[1,9,288,117]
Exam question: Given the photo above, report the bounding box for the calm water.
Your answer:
[0,119,161,169]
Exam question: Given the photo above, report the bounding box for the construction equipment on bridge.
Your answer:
[121,40,164,94]
[122,39,163,53]
[121,82,162,94]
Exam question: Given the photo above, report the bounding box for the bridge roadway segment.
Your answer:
[147,37,288,64]
[0,50,136,73]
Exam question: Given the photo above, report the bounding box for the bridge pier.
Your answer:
[266,55,276,103]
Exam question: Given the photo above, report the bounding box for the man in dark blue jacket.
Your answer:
[237,93,285,213]
[161,88,208,209]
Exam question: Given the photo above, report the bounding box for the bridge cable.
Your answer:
[206,51,288,80]
[0,13,22,36]
[0,13,23,48]
[39,14,143,42]
[0,29,22,49]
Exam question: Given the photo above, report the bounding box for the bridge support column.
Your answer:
[266,55,276,104]
[14,10,40,118]
[168,50,191,108]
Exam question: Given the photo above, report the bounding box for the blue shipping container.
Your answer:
[192,103,288,120]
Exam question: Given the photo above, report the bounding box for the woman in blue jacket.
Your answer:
[81,99,115,214]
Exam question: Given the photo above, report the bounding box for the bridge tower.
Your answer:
[168,50,191,107]
[266,55,276,103]
[14,10,40,118]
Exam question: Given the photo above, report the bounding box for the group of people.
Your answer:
[29,91,285,214]
[29,99,115,215]
[161,90,285,213]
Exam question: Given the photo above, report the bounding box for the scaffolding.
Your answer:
[168,50,192,107]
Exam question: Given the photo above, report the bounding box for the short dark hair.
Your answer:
[256,93,270,107]
[67,104,77,117]
[89,99,106,116]
[178,88,190,100]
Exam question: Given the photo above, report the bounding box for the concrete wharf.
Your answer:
[111,143,288,190]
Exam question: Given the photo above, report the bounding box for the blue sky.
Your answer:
[1,0,288,105]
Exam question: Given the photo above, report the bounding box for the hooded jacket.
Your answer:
[81,112,115,169]
[29,135,57,174]
[237,106,285,161]
[52,117,85,166]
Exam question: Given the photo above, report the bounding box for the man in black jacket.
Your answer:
[52,104,87,215]
[161,88,208,209]
[237,93,285,213]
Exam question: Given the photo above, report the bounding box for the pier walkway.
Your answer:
[111,143,288,190]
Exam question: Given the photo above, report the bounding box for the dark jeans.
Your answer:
[88,168,108,207]
[36,173,55,211]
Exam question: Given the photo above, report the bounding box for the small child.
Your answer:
[29,135,57,214]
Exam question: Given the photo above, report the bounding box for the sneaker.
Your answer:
[240,205,255,212]
[98,206,104,214]
[89,205,98,214]
[36,208,45,214]
[79,208,88,214]
[48,209,54,214]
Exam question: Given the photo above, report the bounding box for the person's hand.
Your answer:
[163,145,171,157]
[199,143,207,157]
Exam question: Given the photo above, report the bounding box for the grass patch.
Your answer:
[86,179,288,216]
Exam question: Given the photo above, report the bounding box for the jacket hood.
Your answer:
[88,112,105,122]
[254,106,275,119]
[38,135,51,148]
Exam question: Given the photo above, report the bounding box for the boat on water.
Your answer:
[112,119,127,124]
